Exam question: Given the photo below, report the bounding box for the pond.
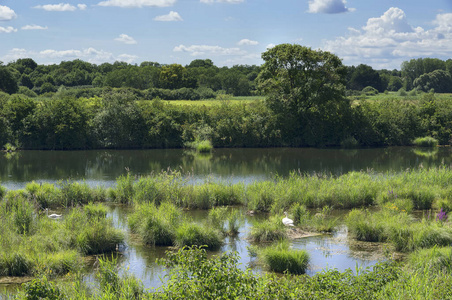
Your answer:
[1,146,450,190]
[0,146,447,294]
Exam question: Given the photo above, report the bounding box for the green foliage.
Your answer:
[260,241,310,274]
[347,208,452,252]
[24,276,61,300]
[413,136,439,147]
[175,222,222,250]
[248,216,287,243]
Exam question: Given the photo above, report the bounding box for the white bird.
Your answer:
[46,208,62,219]
[282,211,294,227]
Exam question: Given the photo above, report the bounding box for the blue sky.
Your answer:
[1,0,451,69]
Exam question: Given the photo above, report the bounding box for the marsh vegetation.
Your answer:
[1,165,452,298]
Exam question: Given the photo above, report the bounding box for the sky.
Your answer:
[1,0,452,70]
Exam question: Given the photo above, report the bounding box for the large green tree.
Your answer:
[0,64,19,94]
[258,44,350,146]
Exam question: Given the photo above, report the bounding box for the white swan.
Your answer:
[282,212,294,227]
[46,208,62,219]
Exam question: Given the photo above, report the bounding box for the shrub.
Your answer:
[362,86,379,96]
[24,276,62,300]
[413,136,439,147]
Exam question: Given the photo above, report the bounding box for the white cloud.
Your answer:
[118,54,139,63]
[308,0,354,14]
[266,43,276,49]
[154,11,183,21]
[34,3,78,11]
[237,39,258,46]
[22,25,48,30]
[323,7,452,69]
[200,0,244,3]
[174,44,246,56]
[1,47,137,65]
[0,26,17,33]
[114,34,137,44]
[78,4,88,10]
[0,5,17,21]
[97,0,176,8]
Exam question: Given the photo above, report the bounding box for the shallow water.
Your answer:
[78,206,385,290]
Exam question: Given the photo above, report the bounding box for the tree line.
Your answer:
[1,55,452,98]
[1,44,452,150]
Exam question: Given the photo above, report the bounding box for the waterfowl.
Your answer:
[46,208,62,219]
[282,211,294,227]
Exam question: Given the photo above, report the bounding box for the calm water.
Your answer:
[0,146,448,294]
[1,146,450,190]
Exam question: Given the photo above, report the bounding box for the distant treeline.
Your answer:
[0,90,451,150]
[1,57,452,98]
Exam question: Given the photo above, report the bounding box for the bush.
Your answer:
[24,276,62,300]
[362,86,379,96]
[413,136,439,147]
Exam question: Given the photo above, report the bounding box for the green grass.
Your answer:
[260,241,310,274]
[346,208,452,252]
[175,223,222,250]
[248,216,287,243]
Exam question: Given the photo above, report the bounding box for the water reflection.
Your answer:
[87,206,386,290]
[2,147,452,190]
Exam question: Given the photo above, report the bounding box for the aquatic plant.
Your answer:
[260,241,310,274]
[174,223,222,250]
[248,216,287,243]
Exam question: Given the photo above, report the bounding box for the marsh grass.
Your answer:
[260,241,309,274]
[347,208,452,252]
[408,247,452,272]
[175,223,222,250]
[248,216,287,243]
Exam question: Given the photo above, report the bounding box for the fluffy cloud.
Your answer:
[174,44,246,56]
[154,11,183,21]
[114,34,138,44]
[22,25,48,30]
[0,26,17,33]
[0,5,17,21]
[308,0,354,14]
[237,39,258,46]
[118,54,139,63]
[34,4,76,11]
[97,0,176,8]
[323,7,452,68]
[33,3,87,11]
[200,0,244,4]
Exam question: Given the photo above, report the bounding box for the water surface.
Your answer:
[1,147,450,189]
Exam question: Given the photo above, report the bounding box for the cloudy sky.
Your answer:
[1,0,452,69]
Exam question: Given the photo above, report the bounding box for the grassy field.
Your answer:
[163,96,264,106]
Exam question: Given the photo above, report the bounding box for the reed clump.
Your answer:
[128,202,222,249]
[260,241,310,274]
[346,207,452,252]
[248,216,287,243]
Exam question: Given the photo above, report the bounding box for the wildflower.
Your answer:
[436,208,448,222]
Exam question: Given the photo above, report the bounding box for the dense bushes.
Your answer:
[2,90,452,150]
